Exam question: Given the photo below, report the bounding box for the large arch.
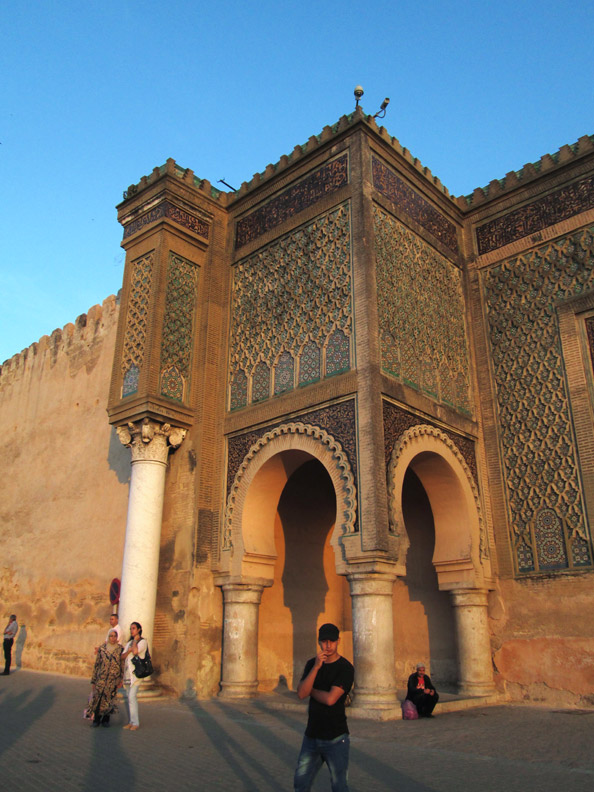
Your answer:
[387,424,495,696]
[216,422,357,698]
[221,421,357,581]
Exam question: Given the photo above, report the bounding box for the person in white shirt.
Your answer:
[3,615,18,675]
[121,621,149,730]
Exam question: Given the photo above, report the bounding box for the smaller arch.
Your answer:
[387,424,490,590]
[222,422,357,582]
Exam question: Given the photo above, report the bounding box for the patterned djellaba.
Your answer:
[228,203,352,409]
[121,252,154,397]
[482,225,594,573]
[374,207,473,415]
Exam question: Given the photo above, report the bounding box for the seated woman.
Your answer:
[406,663,439,718]
[86,629,124,727]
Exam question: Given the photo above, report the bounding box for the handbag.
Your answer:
[131,646,154,678]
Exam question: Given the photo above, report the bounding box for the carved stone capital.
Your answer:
[116,417,187,463]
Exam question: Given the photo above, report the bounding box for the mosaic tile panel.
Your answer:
[374,207,473,415]
[229,370,248,411]
[252,362,271,403]
[482,225,594,573]
[160,253,199,402]
[534,509,568,571]
[382,401,478,486]
[372,157,459,256]
[325,329,350,376]
[476,173,594,255]
[123,200,209,240]
[229,203,352,408]
[299,341,321,386]
[235,154,349,249]
[227,400,359,530]
[274,351,295,396]
[121,252,154,397]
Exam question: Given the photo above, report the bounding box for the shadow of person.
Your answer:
[14,624,27,669]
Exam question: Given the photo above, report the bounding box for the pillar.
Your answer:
[347,571,398,710]
[219,583,264,699]
[116,418,186,649]
[450,588,495,696]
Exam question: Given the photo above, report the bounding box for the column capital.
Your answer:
[449,588,489,608]
[220,582,265,605]
[116,417,186,463]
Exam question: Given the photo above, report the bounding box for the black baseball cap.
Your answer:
[318,623,339,641]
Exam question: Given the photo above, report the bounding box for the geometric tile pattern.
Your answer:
[372,157,459,256]
[374,207,473,415]
[160,253,199,402]
[121,252,154,397]
[228,203,352,409]
[476,172,594,255]
[482,226,594,573]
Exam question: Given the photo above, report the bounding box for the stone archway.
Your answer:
[216,422,357,698]
[387,425,495,696]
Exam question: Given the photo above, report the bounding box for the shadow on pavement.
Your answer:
[0,683,56,758]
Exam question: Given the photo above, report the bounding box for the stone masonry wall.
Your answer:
[0,295,130,677]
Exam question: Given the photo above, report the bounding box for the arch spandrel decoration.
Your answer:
[387,424,491,590]
[221,422,357,580]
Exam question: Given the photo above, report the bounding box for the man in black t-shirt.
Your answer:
[293,623,354,792]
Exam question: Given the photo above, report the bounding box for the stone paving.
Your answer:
[1,669,593,791]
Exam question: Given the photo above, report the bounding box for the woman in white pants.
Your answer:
[121,622,148,730]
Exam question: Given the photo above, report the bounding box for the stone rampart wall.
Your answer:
[0,295,130,676]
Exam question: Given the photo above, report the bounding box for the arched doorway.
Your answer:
[258,457,352,691]
[388,426,495,697]
[393,467,457,688]
[217,422,356,698]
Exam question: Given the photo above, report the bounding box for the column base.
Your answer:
[350,688,399,711]
[458,681,496,697]
[218,680,258,699]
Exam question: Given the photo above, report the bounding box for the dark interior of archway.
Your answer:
[278,458,337,687]
[403,466,458,688]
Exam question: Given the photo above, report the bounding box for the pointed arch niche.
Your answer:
[387,424,495,697]
[216,422,357,698]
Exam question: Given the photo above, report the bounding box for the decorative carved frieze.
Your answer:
[235,154,349,249]
[122,200,210,240]
[476,173,594,255]
[372,157,459,256]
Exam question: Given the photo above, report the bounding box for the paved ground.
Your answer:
[1,669,593,791]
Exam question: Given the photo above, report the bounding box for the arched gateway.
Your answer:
[215,423,357,698]
[387,425,495,697]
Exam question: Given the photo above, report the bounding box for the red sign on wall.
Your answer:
[109,578,121,605]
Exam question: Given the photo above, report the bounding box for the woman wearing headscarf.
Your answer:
[121,621,149,731]
[86,629,123,727]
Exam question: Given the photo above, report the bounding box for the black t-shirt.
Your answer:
[301,655,354,739]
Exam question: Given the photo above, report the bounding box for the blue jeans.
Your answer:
[294,733,350,792]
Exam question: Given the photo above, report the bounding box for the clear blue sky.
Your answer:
[1,0,593,364]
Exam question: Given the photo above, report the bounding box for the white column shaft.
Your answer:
[219,584,263,699]
[118,458,167,648]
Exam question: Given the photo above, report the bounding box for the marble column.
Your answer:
[450,588,495,696]
[347,571,399,711]
[219,583,264,699]
[116,418,186,649]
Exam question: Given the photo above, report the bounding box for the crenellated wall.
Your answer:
[0,295,131,676]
